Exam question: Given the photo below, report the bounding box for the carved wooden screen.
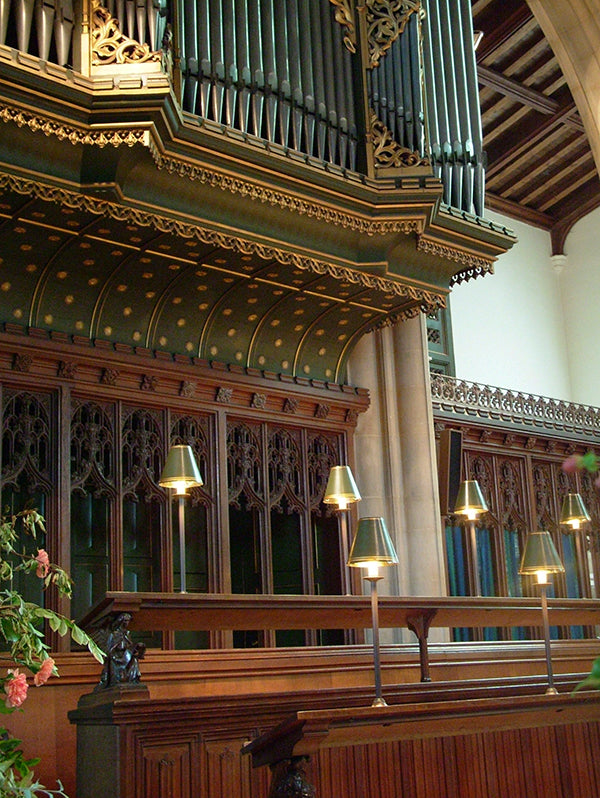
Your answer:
[436,412,600,642]
[1,388,53,608]
[0,353,356,651]
[227,418,343,647]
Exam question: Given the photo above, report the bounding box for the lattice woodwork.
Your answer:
[1,389,53,493]
[121,406,165,502]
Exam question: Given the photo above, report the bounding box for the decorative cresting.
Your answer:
[418,236,495,282]
[328,0,357,52]
[150,149,424,237]
[431,375,600,440]
[365,0,422,67]
[91,0,160,65]
[0,103,149,148]
[369,110,430,169]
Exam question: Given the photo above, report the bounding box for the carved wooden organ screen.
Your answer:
[1,380,348,650]
[0,0,486,216]
[174,0,483,213]
[437,415,600,643]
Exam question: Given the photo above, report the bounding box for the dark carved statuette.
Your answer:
[94,612,146,690]
[269,758,316,798]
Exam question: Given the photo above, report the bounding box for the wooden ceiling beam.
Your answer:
[485,192,554,229]
[475,4,535,62]
[497,137,586,196]
[485,104,580,179]
[477,65,584,131]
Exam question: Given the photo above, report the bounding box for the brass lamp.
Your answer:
[323,465,361,511]
[453,480,488,596]
[159,444,203,593]
[348,516,398,707]
[560,493,590,531]
[324,465,361,593]
[519,529,565,695]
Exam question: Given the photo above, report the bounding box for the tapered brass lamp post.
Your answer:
[323,465,361,593]
[453,479,488,596]
[519,529,565,695]
[348,516,398,707]
[159,444,203,593]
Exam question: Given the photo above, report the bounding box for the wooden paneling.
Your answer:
[69,687,600,798]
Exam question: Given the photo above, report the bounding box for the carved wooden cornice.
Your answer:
[431,375,600,441]
[0,103,149,147]
[0,169,444,314]
[417,236,496,282]
[91,0,160,65]
[149,146,425,237]
[0,329,370,426]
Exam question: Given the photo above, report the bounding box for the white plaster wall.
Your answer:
[449,210,572,401]
[561,206,600,408]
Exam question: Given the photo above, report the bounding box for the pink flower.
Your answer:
[5,669,28,708]
[562,455,581,474]
[35,549,50,579]
[34,657,55,687]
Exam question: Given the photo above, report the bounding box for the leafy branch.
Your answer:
[0,507,105,796]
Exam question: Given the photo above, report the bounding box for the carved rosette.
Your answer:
[366,0,422,67]
[91,0,160,65]
[369,110,429,169]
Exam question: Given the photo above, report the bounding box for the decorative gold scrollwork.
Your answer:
[366,0,421,67]
[369,111,429,168]
[91,0,160,65]
[328,0,357,53]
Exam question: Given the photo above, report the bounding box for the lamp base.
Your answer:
[545,686,558,696]
[371,697,388,708]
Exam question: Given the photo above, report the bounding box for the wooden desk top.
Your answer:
[80,591,600,633]
[242,691,600,766]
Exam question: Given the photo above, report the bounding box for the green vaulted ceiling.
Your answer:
[0,174,443,383]
[0,54,514,383]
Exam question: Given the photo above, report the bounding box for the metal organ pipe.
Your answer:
[421,0,486,216]
[177,0,356,170]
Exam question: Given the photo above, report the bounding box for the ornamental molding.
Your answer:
[366,0,421,67]
[149,148,424,237]
[431,375,600,441]
[0,169,443,310]
[0,103,149,148]
[370,110,429,169]
[91,0,160,65]
[417,236,495,279]
[328,0,356,53]
[0,99,429,238]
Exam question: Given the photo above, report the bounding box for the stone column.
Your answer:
[347,316,446,607]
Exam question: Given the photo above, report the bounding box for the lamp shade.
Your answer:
[560,493,590,530]
[348,517,398,568]
[159,445,203,494]
[323,465,361,510]
[519,530,564,575]
[453,479,488,519]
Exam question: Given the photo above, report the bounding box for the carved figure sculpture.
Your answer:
[95,612,146,690]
